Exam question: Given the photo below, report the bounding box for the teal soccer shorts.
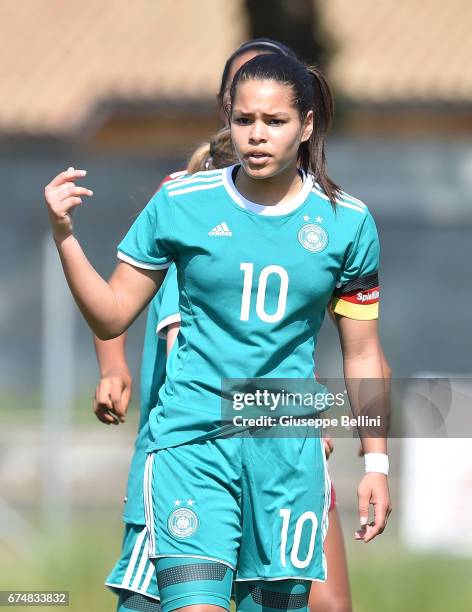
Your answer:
[143,435,330,582]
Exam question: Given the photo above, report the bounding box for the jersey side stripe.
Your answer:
[311,188,365,213]
[168,181,224,197]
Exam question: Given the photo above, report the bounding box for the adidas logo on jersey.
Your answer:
[209,222,232,237]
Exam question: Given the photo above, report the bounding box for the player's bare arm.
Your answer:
[44,167,165,339]
[336,316,392,544]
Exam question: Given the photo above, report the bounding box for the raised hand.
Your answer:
[44,167,93,241]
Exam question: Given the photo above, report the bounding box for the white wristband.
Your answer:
[364,453,389,475]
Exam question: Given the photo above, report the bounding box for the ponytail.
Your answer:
[299,66,339,207]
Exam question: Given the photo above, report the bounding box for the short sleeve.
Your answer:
[331,211,380,320]
[155,264,181,338]
[117,188,174,270]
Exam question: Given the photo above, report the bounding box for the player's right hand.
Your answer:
[44,167,93,241]
[93,369,132,425]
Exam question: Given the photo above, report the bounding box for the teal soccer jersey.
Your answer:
[118,165,380,451]
[122,264,179,524]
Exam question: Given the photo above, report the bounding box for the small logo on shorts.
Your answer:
[298,224,328,253]
[168,507,199,539]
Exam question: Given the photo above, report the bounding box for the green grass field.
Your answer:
[1,516,471,611]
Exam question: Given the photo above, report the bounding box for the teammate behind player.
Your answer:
[44,52,391,612]
[101,129,236,612]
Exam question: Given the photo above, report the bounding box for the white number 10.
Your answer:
[240,263,289,323]
[279,508,318,569]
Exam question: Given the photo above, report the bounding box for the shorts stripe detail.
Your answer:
[148,454,156,555]
[132,538,150,591]
[143,457,151,552]
[144,454,156,557]
[122,527,148,589]
[141,563,156,594]
[320,437,331,580]
[321,437,331,542]
[157,562,228,588]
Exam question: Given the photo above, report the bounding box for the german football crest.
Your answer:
[168,504,199,539]
[298,224,328,253]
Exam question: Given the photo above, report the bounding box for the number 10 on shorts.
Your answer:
[279,509,318,569]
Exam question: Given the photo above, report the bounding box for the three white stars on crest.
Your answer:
[303,215,323,223]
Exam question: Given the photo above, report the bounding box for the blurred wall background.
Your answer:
[1,1,471,610]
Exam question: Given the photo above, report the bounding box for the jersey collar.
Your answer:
[222,164,314,216]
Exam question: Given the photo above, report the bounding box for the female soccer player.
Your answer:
[96,40,307,612]
[45,53,391,612]
[96,37,357,612]
[94,36,340,611]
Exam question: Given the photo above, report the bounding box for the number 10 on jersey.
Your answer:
[240,263,289,323]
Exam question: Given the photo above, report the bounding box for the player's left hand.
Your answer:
[355,473,392,543]
[93,368,132,425]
